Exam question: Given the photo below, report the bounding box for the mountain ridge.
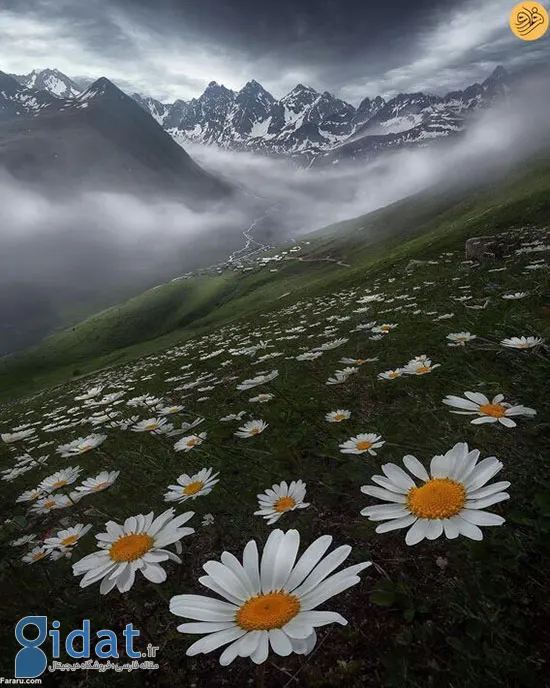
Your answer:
[9,66,513,163]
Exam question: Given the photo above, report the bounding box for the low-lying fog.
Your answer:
[1,74,549,355]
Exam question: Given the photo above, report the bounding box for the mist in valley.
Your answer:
[1,73,549,356]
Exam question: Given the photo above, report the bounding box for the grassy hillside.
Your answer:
[2,156,550,400]
[0,157,549,687]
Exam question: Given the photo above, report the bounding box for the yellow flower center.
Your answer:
[334,414,345,421]
[61,534,79,546]
[250,428,261,435]
[274,496,296,513]
[109,533,154,562]
[183,481,204,496]
[415,366,431,374]
[51,479,67,489]
[407,479,466,519]
[44,500,56,510]
[33,551,47,561]
[187,438,199,447]
[93,481,109,491]
[478,403,507,418]
[356,440,373,451]
[380,325,391,331]
[236,591,301,631]
[389,372,400,378]
[145,423,159,431]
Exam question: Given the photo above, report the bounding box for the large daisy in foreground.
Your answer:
[360,442,510,545]
[170,529,370,665]
[72,509,194,594]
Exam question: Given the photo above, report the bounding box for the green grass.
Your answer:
[0,159,550,687]
[3,154,550,403]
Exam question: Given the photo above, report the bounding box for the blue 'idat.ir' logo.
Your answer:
[15,616,142,678]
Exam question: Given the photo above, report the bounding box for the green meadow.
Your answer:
[1,158,549,687]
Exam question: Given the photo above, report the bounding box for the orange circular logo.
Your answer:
[510,2,548,40]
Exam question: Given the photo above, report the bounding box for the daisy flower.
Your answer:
[402,357,440,375]
[44,524,92,550]
[377,369,403,381]
[325,410,351,423]
[235,420,268,438]
[158,405,185,416]
[174,433,207,452]
[296,352,323,361]
[57,434,107,457]
[236,370,279,391]
[502,292,527,300]
[72,508,195,594]
[255,481,310,524]
[164,468,220,503]
[22,546,50,564]
[31,494,74,515]
[371,323,397,335]
[442,392,536,427]
[169,528,371,666]
[75,387,103,401]
[39,466,82,493]
[249,393,274,403]
[131,418,171,433]
[16,488,45,503]
[339,433,385,456]
[1,429,36,443]
[360,442,510,544]
[447,332,476,347]
[326,372,350,385]
[220,412,247,422]
[73,470,120,496]
[357,293,383,303]
[11,534,37,547]
[500,336,544,350]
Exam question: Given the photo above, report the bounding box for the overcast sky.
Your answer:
[1,0,549,103]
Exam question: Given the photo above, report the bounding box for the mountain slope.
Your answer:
[0,76,230,202]
[3,152,550,397]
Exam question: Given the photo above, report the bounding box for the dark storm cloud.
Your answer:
[1,0,549,102]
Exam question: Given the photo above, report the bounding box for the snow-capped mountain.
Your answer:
[0,71,62,122]
[314,67,514,166]
[156,67,512,161]
[6,66,513,164]
[131,93,169,125]
[10,68,82,99]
